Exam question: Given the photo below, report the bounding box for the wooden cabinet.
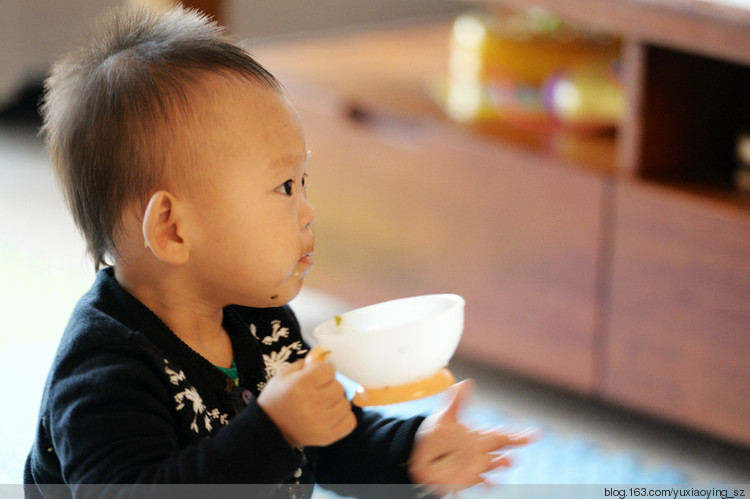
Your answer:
[605,180,750,445]
[254,0,750,445]
[604,23,750,445]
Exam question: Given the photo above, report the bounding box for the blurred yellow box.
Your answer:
[443,8,623,133]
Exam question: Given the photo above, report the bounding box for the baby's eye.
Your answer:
[276,179,294,196]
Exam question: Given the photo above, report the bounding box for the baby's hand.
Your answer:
[409,380,537,496]
[257,346,356,448]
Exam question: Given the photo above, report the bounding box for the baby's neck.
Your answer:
[114,265,233,368]
[177,322,234,369]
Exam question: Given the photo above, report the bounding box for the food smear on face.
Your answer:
[334,315,343,327]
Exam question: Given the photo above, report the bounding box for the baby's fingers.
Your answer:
[481,426,539,451]
[489,451,512,471]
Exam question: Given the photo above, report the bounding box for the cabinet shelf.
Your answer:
[465,0,750,67]
[257,22,618,176]
[258,17,750,207]
[622,41,750,210]
[639,176,750,213]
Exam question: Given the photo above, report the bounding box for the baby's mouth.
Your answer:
[299,252,313,266]
[293,252,314,279]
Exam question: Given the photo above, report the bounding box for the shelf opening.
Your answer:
[637,45,750,191]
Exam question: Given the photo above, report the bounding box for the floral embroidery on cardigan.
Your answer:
[257,320,291,345]
[249,320,308,392]
[164,359,229,434]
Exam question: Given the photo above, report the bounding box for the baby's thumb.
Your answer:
[305,345,332,366]
[440,379,474,422]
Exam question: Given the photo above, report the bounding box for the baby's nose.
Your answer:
[300,200,315,230]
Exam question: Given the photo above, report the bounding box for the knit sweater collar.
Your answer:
[94,268,267,398]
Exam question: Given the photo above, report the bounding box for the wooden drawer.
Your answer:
[284,81,607,393]
[603,180,750,444]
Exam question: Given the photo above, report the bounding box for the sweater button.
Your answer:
[241,389,254,405]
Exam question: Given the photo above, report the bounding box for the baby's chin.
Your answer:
[252,281,305,308]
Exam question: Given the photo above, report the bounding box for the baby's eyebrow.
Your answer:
[268,150,309,169]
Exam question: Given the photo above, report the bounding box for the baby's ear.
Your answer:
[142,190,190,265]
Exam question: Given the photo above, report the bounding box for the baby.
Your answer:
[24,6,532,498]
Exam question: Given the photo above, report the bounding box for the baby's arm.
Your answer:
[314,406,425,486]
[43,344,302,488]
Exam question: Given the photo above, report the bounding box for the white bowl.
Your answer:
[311,294,465,402]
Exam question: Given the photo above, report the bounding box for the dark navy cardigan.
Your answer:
[24,268,424,498]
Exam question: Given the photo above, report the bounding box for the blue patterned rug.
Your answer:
[0,244,689,487]
[347,387,687,486]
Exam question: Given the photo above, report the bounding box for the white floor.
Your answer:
[1,90,748,486]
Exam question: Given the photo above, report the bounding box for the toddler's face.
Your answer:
[185,75,315,309]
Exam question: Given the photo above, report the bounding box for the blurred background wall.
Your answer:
[0,0,462,108]
[227,0,462,40]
